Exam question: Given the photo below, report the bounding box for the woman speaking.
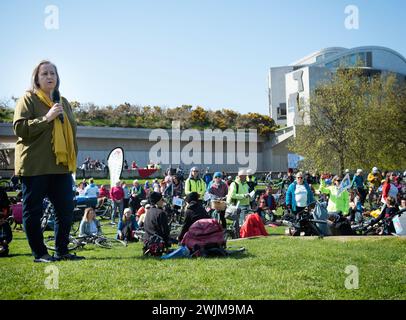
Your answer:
[13,60,84,262]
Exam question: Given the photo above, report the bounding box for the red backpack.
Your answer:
[181,218,226,251]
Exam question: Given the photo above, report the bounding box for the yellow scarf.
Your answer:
[35,89,77,173]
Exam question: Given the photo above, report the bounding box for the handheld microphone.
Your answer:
[52,89,64,123]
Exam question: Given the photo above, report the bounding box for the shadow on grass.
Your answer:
[6,253,33,257]
[131,250,254,261]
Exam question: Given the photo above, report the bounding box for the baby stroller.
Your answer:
[282,202,329,237]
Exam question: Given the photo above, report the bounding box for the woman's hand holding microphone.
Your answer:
[45,103,63,123]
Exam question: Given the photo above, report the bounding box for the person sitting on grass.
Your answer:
[117,208,139,242]
[368,196,399,235]
[143,192,171,248]
[79,207,102,238]
[138,203,151,228]
[178,192,211,243]
[0,211,12,257]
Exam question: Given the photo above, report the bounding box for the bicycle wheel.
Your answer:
[44,235,80,252]
[70,220,81,236]
[95,237,127,249]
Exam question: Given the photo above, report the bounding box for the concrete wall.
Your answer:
[0,123,290,175]
[268,66,293,125]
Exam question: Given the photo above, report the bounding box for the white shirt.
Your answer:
[295,184,308,208]
[381,183,399,204]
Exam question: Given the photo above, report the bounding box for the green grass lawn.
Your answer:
[1,224,405,300]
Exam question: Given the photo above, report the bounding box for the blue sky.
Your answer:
[0,0,405,114]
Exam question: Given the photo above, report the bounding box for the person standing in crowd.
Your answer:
[76,182,86,196]
[84,178,99,208]
[226,176,233,187]
[260,185,277,211]
[285,172,315,216]
[164,175,184,198]
[144,181,151,199]
[203,168,213,188]
[185,167,206,200]
[129,179,145,213]
[319,175,349,215]
[352,169,366,205]
[227,169,251,227]
[84,178,99,198]
[246,169,258,193]
[13,60,84,261]
[121,181,131,209]
[208,172,228,229]
[143,192,171,247]
[98,184,110,199]
[282,168,295,190]
[152,179,160,193]
[381,172,399,204]
[178,192,211,242]
[110,180,124,225]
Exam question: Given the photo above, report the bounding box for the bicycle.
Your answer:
[40,199,83,236]
[95,197,113,221]
[44,233,127,252]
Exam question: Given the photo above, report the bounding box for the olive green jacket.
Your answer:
[13,91,78,176]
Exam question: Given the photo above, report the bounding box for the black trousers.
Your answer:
[21,174,74,258]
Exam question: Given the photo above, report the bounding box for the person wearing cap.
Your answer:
[319,175,350,215]
[285,172,315,215]
[185,167,206,200]
[208,172,228,228]
[227,169,251,226]
[351,169,366,205]
[178,192,210,242]
[143,192,171,247]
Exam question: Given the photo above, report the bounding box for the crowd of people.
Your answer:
[2,165,406,259]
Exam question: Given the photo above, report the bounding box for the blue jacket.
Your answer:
[351,175,364,189]
[117,215,138,233]
[285,181,315,211]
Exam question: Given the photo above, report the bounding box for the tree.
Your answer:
[289,68,406,174]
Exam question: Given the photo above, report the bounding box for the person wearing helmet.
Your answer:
[367,167,381,204]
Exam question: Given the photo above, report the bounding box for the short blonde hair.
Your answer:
[30,60,60,92]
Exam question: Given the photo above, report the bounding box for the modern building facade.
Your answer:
[269,46,406,126]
